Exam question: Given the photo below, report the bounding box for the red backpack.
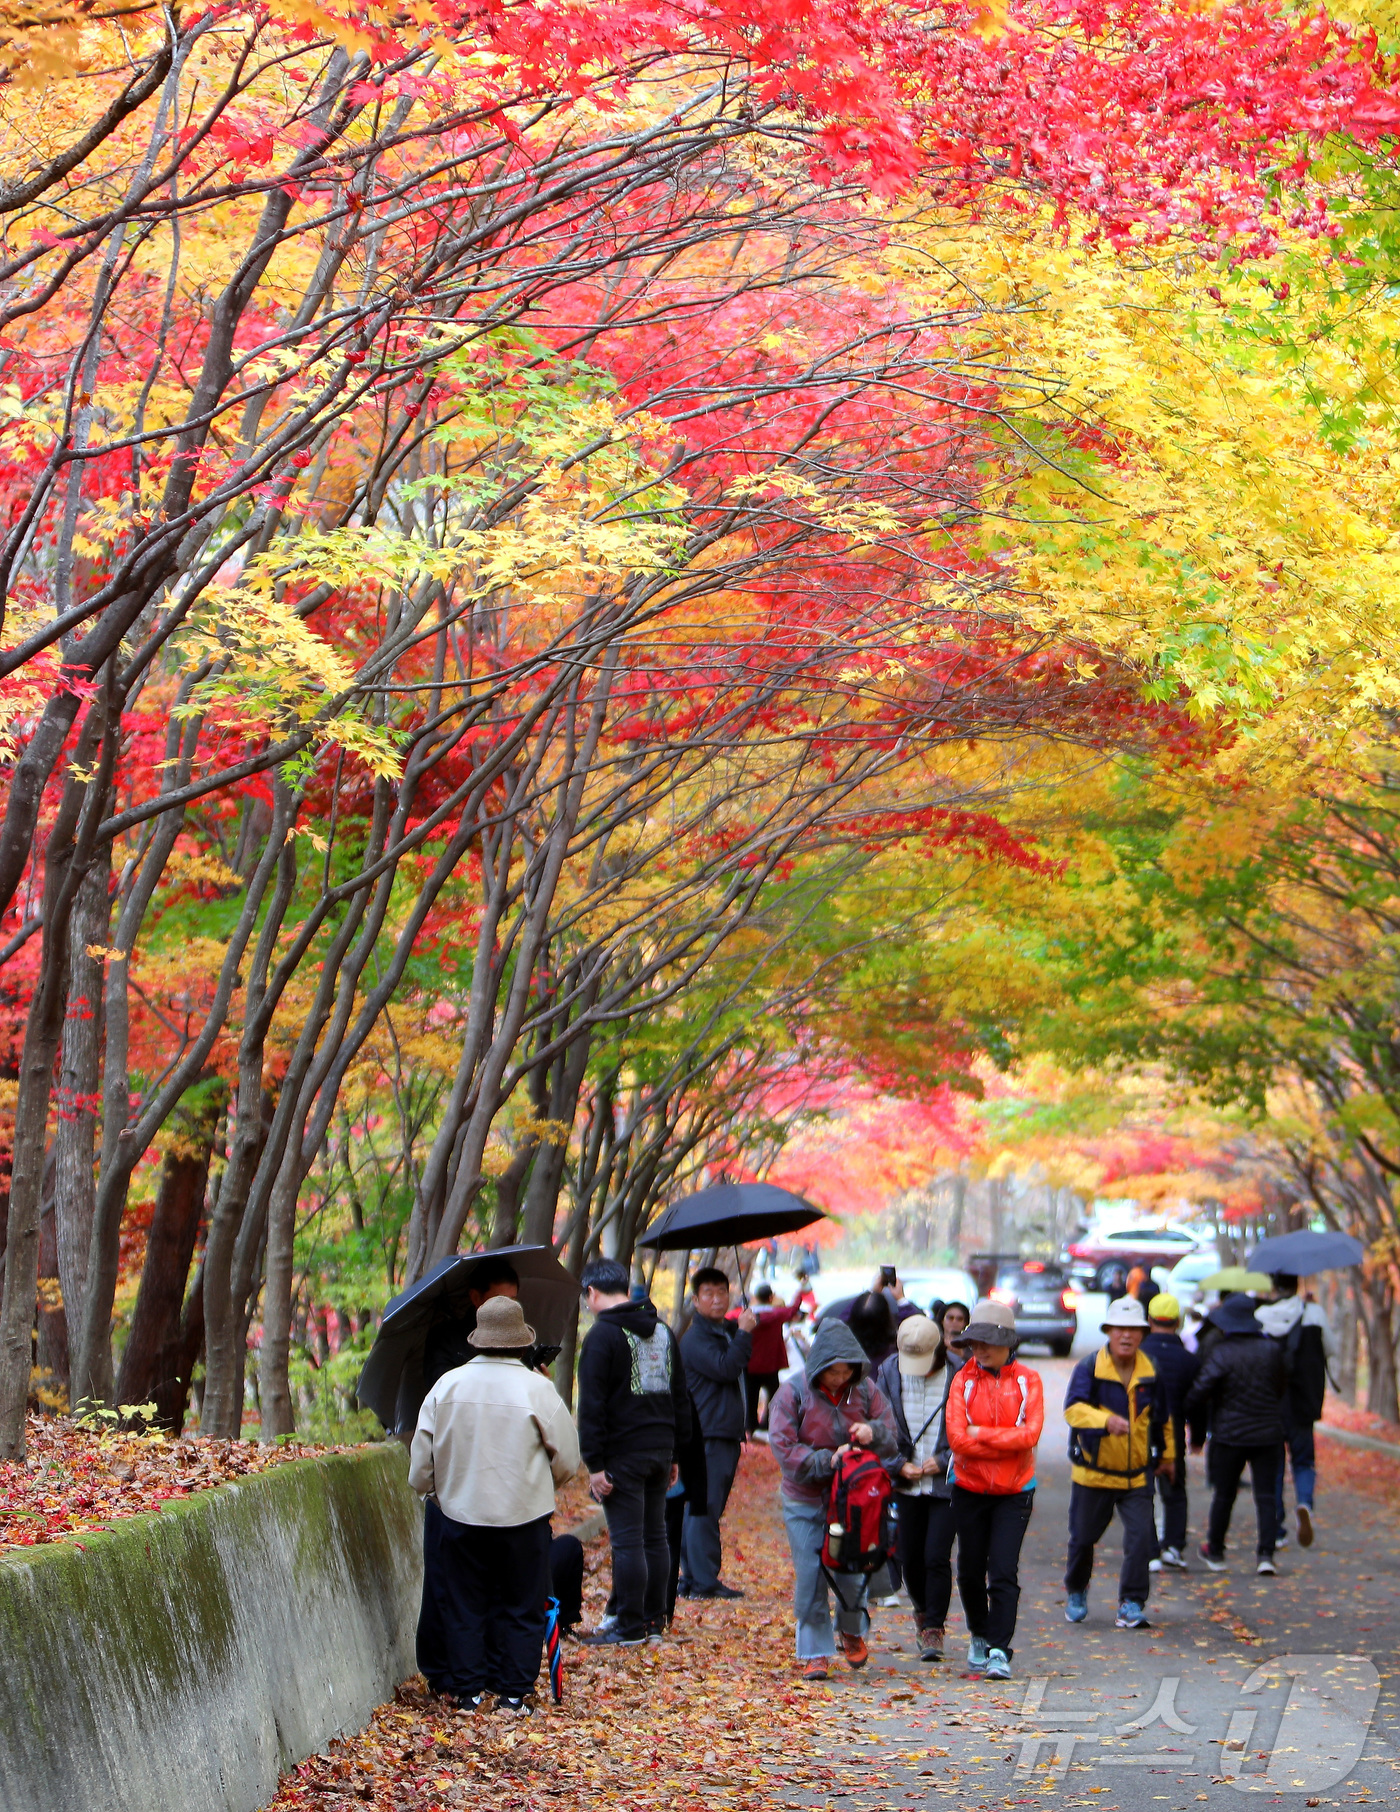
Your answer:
[820,1447,895,1574]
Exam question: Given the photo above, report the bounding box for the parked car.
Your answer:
[988,1258,1078,1357]
[1165,1247,1226,1312]
[1063,1223,1211,1292]
[810,1265,980,1322]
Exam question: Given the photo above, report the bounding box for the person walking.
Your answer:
[745,1282,804,1435]
[575,1258,692,1645]
[1142,1293,1199,1571]
[1256,1274,1335,1549]
[1184,1293,1287,1574]
[939,1301,971,1369]
[409,1296,581,1713]
[679,1266,757,1599]
[877,1314,955,1662]
[1062,1296,1175,1631]
[768,1316,899,1680]
[944,1298,1044,1682]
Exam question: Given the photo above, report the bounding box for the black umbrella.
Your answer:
[1247,1229,1366,1275]
[355,1244,577,1432]
[635,1182,827,1252]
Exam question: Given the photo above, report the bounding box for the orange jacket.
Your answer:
[944,1357,1044,1495]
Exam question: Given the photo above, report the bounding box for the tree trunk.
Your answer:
[202,1086,273,1438]
[54,854,109,1394]
[35,1166,67,1404]
[115,1086,222,1428]
[1359,1269,1399,1423]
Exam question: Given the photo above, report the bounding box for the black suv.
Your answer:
[990,1259,1077,1356]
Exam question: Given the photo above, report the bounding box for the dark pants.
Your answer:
[682,1437,741,1591]
[746,1370,782,1434]
[1154,1461,1189,1553]
[1207,1441,1279,1558]
[952,1486,1034,1657]
[666,1489,686,1617]
[550,1533,584,1632]
[1065,1481,1155,1605]
[423,1507,550,1698]
[602,1453,672,1636]
[1275,1421,1317,1521]
[896,1494,955,1626]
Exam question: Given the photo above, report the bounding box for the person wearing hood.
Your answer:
[1256,1274,1336,1549]
[768,1316,899,1680]
[944,1299,1045,1682]
[1142,1293,1200,1571]
[678,1267,757,1599]
[877,1315,955,1661]
[575,1259,693,1644]
[1184,1294,1287,1574]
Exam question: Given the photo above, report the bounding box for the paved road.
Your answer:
[809,1349,1400,1810]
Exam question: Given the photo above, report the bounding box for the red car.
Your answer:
[1063,1224,1209,1292]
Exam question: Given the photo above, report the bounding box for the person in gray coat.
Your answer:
[678,1267,756,1598]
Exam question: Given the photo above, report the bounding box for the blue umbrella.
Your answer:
[545,1597,564,1703]
[1247,1230,1365,1275]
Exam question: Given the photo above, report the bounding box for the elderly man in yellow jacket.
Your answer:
[410,1295,580,1713]
[1062,1296,1176,1632]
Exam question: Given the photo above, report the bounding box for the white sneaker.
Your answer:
[1256,1556,1278,1576]
[1275,1532,1289,1550]
[1148,1557,1163,1573]
[1159,1546,1188,1571]
[967,1635,989,1671]
[984,1647,1011,1680]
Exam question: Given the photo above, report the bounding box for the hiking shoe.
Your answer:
[917,1623,945,1663]
[1159,1546,1188,1570]
[803,1658,830,1681]
[645,1618,666,1644]
[689,1582,745,1601]
[1256,1556,1278,1576]
[1065,1590,1089,1624]
[1116,1600,1150,1629]
[580,1627,646,1646]
[1198,1543,1227,1572]
[594,1612,620,1634]
[967,1635,989,1671]
[496,1696,533,1716]
[984,1648,1011,1681]
[1297,1506,1314,1548]
[838,1631,869,1669]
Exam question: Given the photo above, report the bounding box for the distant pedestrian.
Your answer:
[944,1298,1044,1682]
[768,1316,899,1679]
[939,1301,971,1369]
[1256,1274,1336,1549]
[1142,1293,1199,1572]
[848,1289,899,1365]
[575,1259,692,1645]
[1185,1294,1287,1575]
[409,1296,580,1713]
[1062,1296,1175,1632]
[877,1315,955,1661]
[679,1267,757,1599]
[745,1282,804,1435]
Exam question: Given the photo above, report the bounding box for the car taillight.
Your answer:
[1061,1289,1078,1311]
[990,1288,1016,1306]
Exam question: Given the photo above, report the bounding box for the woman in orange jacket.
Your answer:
[944,1298,1045,1681]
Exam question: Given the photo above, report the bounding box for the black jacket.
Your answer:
[1142,1330,1202,1446]
[576,1301,691,1471]
[1184,1332,1287,1447]
[680,1313,753,1442]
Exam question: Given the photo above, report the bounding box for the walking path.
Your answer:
[269,1354,1400,1812]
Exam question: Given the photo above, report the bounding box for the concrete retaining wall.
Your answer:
[0,1444,422,1812]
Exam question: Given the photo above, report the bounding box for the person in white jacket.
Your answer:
[410,1294,580,1712]
[1256,1276,1337,1549]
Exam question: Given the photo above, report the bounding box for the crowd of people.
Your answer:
[404,1256,1336,1709]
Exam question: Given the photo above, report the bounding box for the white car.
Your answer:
[1166,1247,1227,1312]
[806,1265,979,1318]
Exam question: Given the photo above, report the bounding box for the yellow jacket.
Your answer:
[1063,1346,1175,1490]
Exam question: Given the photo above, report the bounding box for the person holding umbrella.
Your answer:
[409,1295,580,1713]
[679,1266,757,1599]
[1256,1273,1337,1548]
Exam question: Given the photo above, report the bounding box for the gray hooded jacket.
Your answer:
[767,1316,898,1505]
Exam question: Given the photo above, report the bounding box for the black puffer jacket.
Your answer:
[1184,1324,1286,1447]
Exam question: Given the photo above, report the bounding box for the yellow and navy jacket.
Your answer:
[1063,1346,1175,1490]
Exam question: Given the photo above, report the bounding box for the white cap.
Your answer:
[1101,1295,1149,1330]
